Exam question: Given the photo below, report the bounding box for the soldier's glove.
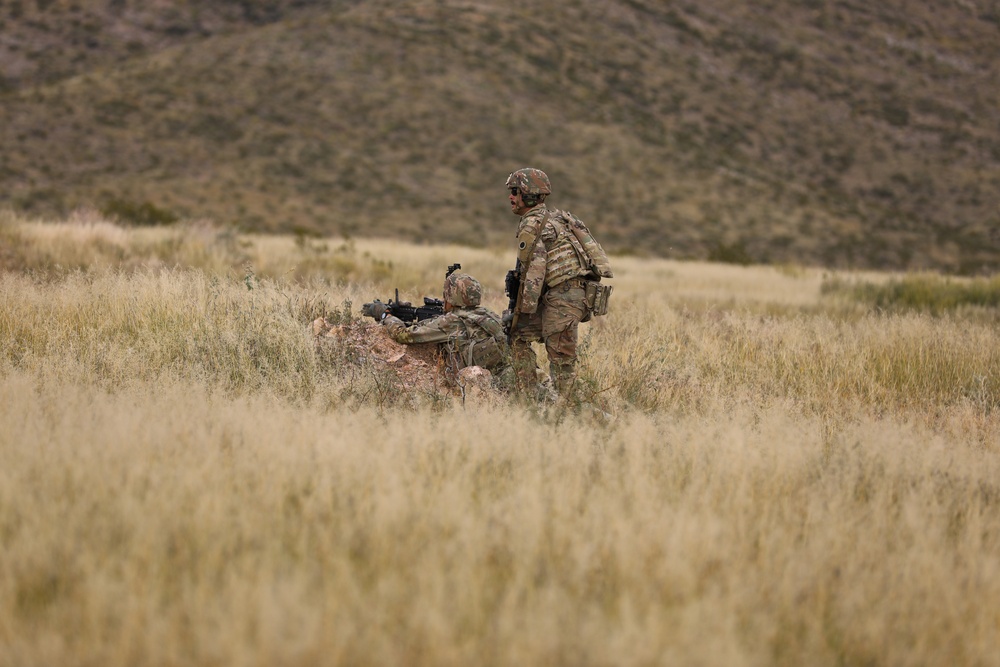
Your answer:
[362,301,389,322]
[502,310,514,327]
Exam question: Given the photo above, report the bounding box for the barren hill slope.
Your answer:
[2,0,998,272]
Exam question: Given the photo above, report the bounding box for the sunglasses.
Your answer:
[509,188,520,197]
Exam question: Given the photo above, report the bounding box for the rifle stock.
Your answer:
[503,259,523,342]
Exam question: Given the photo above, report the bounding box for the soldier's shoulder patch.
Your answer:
[517,227,538,262]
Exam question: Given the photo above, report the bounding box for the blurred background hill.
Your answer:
[1,0,998,272]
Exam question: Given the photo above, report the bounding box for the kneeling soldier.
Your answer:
[369,272,510,377]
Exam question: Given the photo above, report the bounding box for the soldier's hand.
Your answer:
[502,310,514,327]
[363,301,389,321]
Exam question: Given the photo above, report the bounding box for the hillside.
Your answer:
[1,0,999,272]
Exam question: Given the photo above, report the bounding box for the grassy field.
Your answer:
[2,213,999,666]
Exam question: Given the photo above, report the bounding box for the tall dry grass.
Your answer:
[2,213,999,666]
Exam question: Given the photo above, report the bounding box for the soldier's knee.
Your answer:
[544,343,577,365]
[511,343,534,361]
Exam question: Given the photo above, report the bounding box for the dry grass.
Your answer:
[2,216,999,666]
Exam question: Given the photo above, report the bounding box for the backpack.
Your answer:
[557,211,614,279]
[547,211,614,320]
[452,309,508,370]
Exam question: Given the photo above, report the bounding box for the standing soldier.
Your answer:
[504,167,613,402]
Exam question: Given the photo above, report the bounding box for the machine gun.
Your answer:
[362,263,462,324]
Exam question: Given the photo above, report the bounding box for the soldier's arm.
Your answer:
[383,314,456,345]
[518,224,551,315]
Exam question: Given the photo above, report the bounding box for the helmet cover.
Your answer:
[505,168,552,196]
[443,272,482,308]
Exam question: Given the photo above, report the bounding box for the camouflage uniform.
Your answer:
[383,308,508,373]
[381,273,509,377]
[510,201,592,399]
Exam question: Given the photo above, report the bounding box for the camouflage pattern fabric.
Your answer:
[515,204,595,311]
[443,272,482,308]
[506,168,551,195]
[510,280,587,398]
[511,202,591,400]
[383,306,510,375]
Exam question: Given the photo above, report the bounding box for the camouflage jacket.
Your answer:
[382,307,508,371]
[514,203,588,314]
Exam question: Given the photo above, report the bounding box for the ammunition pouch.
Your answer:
[466,336,504,370]
[583,280,612,320]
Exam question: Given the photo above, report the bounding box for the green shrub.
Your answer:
[822,274,1000,314]
[100,198,179,226]
[707,240,753,266]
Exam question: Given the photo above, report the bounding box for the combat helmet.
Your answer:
[443,272,482,308]
[506,168,551,203]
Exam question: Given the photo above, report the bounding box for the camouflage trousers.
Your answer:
[510,279,587,400]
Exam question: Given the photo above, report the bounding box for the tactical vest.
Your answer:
[542,212,585,287]
[541,210,614,287]
[450,308,508,370]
